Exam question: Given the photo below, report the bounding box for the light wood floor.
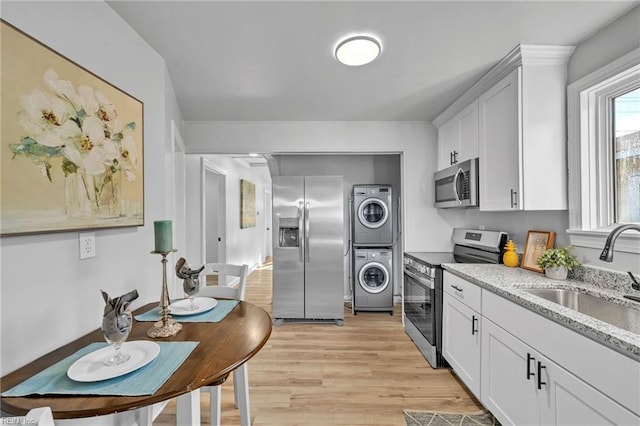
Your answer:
[156,258,482,425]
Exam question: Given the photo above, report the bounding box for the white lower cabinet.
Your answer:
[482,317,639,426]
[481,318,544,425]
[442,293,481,398]
[441,271,640,426]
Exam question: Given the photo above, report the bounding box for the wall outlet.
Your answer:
[79,232,96,260]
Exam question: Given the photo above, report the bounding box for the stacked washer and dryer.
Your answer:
[351,185,395,315]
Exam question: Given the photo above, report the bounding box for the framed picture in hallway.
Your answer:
[0,20,144,237]
[240,179,256,228]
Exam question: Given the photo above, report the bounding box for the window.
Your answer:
[567,47,640,254]
[613,88,640,223]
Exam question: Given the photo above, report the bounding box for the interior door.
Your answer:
[205,169,220,264]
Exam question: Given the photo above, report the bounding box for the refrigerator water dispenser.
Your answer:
[278,218,299,247]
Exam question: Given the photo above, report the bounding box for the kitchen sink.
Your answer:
[521,288,640,334]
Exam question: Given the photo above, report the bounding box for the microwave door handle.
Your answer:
[453,168,465,205]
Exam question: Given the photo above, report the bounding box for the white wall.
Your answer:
[0,2,182,375]
[184,155,271,271]
[567,4,640,85]
[184,121,465,254]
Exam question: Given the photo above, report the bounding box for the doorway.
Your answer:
[202,160,227,266]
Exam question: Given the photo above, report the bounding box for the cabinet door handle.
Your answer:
[451,285,463,292]
[450,151,455,165]
[537,361,547,389]
[510,189,518,208]
[452,150,458,164]
[471,315,478,335]
[526,353,535,380]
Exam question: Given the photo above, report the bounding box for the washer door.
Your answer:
[358,261,390,294]
[357,198,389,229]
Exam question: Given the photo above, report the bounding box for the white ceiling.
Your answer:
[108,1,636,122]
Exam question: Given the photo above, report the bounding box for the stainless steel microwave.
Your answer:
[434,157,479,208]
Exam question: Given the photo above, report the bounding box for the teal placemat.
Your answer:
[135,299,239,322]
[2,341,198,397]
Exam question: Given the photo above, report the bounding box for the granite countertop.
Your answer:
[441,263,640,362]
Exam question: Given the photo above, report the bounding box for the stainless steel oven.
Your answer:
[403,257,443,368]
[403,228,507,368]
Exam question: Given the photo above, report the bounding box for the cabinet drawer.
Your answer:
[443,271,481,312]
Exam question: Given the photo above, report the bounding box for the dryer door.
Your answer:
[358,261,390,294]
[357,198,389,229]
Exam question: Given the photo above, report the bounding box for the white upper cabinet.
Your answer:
[436,100,479,170]
[437,118,459,169]
[478,69,520,210]
[434,45,574,210]
[458,100,479,164]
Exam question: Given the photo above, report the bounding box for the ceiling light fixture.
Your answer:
[335,35,381,66]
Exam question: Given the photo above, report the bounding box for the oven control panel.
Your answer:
[403,256,434,278]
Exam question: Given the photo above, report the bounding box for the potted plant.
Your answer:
[536,246,581,280]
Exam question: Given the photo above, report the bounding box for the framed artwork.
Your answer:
[240,179,256,229]
[521,230,556,272]
[1,20,144,237]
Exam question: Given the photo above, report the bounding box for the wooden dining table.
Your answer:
[0,300,272,425]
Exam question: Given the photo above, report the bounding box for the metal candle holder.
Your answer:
[147,249,182,338]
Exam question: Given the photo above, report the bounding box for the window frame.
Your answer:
[567,47,640,254]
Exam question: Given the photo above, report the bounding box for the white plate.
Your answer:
[67,340,160,382]
[168,297,217,316]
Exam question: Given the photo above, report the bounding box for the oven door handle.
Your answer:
[404,269,434,289]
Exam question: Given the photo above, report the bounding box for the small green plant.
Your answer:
[536,246,581,270]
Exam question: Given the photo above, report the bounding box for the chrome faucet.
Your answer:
[600,224,640,294]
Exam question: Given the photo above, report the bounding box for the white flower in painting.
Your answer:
[81,116,107,147]
[95,90,117,122]
[63,116,107,167]
[101,138,119,163]
[17,89,78,147]
[81,146,109,175]
[43,69,78,104]
[11,68,139,190]
[77,85,99,117]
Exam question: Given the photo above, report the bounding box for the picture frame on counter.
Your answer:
[521,230,556,273]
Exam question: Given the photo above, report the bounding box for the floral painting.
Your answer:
[1,21,144,236]
[240,179,256,229]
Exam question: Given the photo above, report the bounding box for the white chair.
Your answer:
[198,263,250,426]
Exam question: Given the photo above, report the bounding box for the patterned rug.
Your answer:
[403,410,501,426]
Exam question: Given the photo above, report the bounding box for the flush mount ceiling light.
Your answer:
[335,35,381,66]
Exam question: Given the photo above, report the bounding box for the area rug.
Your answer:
[403,410,501,426]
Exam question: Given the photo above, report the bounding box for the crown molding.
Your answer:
[433,44,575,127]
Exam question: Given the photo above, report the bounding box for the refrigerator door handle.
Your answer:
[298,201,304,262]
[305,202,310,263]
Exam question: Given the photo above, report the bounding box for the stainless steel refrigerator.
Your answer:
[272,176,344,324]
